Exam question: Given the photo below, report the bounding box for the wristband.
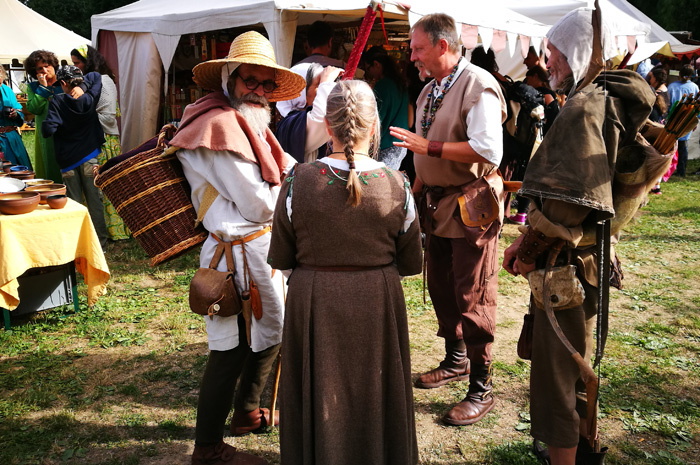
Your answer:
[427,140,443,158]
[516,228,560,265]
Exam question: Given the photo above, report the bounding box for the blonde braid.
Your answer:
[326,80,380,207]
[342,86,363,206]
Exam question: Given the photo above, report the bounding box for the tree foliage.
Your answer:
[23,0,134,39]
[627,0,700,39]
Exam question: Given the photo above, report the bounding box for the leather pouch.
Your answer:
[189,240,242,319]
[527,264,585,311]
[452,171,504,246]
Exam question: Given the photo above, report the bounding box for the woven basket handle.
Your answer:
[157,124,178,149]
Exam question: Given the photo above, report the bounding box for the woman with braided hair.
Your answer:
[269,79,422,465]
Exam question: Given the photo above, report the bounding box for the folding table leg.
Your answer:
[2,308,10,331]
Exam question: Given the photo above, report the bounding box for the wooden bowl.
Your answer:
[0,191,40,215]
[25,183,66,204]
[46,194,68,209]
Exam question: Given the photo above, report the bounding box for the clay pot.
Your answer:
[24,179,53,187]
[0,191,40,215]
[25,183,66,204]
[46,194,68,209]
[3,162,13,173]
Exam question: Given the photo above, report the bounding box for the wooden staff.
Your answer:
[269,351,282,428]
[269,269,285,428]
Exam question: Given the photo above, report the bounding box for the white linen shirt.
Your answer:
[178,143,294,352]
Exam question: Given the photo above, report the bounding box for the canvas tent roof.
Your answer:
[92,0,552,71]
[1,0,89,63]
[496,0,682,79]
[91,0,552,151]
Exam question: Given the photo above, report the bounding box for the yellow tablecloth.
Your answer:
[0,199,110,310]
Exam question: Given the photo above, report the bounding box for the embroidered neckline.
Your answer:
[312,161,393,186]
[421,62,460,137]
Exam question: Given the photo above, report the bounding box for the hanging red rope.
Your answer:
[343,5,378,80]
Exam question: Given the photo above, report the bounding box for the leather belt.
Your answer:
[0,126,18,134]
[215,226,271,246]
[298,263,391,272]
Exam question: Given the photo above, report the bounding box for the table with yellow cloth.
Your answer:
[0,199,110,312]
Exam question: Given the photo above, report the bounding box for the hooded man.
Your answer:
[503,8,657,465]
[171,31,305,465]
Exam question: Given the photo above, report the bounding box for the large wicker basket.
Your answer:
[94,125,207,265]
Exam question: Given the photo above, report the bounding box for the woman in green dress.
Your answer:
[71,44,129,240]
[24,50,63,182]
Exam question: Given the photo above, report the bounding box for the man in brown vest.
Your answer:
[390,13,507,426]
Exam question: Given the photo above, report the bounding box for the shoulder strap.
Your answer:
[195,182,219,227]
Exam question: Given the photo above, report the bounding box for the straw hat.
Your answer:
[192,31,305,102]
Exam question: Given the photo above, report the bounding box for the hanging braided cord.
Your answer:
[343,5,378,80]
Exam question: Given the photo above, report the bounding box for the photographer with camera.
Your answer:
[0,66,31,167]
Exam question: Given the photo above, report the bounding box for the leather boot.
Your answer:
[442,362,494,426]
[415,339,469,389]
[191,441,268,465]
[576,436,608,465]
[230,408,279,436]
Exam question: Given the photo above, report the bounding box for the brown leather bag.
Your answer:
[189,238,242,319]
[453,170,504,246]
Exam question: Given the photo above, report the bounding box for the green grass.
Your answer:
[1,160,699,464]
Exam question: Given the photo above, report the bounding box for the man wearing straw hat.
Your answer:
[170,31,305,465]
[503,7,658,465]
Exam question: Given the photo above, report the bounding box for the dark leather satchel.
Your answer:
[189,238,242,319]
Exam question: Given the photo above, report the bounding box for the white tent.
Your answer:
[497,0,682,78]
[1,0,89,64]
[91,0,551,151]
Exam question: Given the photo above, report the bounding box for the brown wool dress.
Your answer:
[268,161,423,465]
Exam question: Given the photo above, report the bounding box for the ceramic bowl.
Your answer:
[8,170,35,180]
[2,162,12,173]
[46,194,68,209]
[0,191,40,215]
[24,179,53,187]
[9,165,29,172]
[25,183,66,204]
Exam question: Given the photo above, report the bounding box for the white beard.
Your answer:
[230,95,271,134]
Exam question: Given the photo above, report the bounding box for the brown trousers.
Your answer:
[530,277,597,448]
[426,224,499,365]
